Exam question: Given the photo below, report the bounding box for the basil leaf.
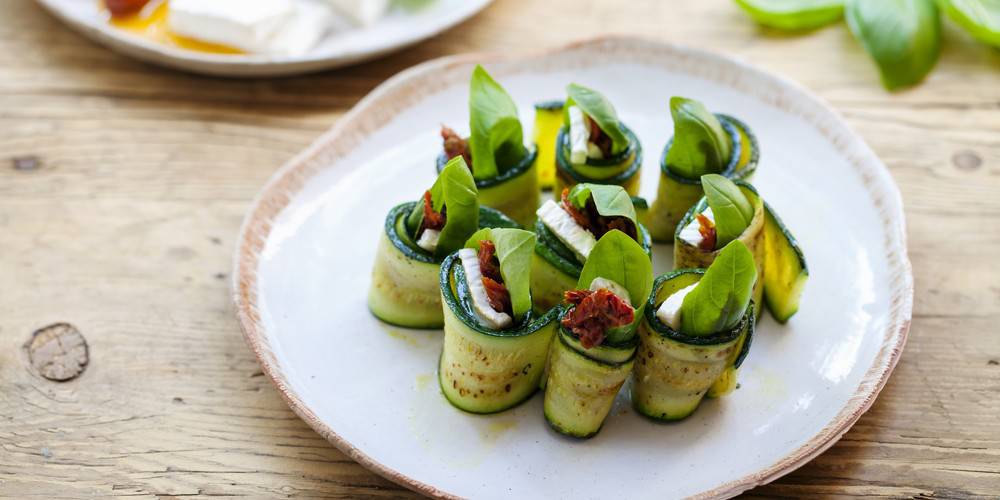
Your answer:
[468,65,527,180]
[679,240,758,336]
[426,157,479,258]
[845,0,941,90]
[465,228,536,320]
[665,97,732,180]
[563,84,630,155]
[566,183,637,227]
[702,174,754,248]
[734,0,844,31]
[939,0,1000,47]
[577,230,654,311]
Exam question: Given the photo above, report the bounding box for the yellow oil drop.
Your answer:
[106,0,244,55]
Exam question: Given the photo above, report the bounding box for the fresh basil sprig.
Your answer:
[563,84,629,155]
[679,240,758,336]
[465,227,536,321]
[938,0,1000,47]
[407,156,479,258]
[734,0,844,31]
[468,65,527,181]
[845,0,942,91]
[665,97,732,180]
[702,175,754,249]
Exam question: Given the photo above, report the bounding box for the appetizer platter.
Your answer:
[234,37,912,498]
[33,0,492,77]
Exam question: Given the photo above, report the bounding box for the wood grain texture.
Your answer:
[0,0,998,497]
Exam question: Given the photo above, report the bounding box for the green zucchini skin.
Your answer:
[438,254,561,414]
[368,203,519,329]
[647,114,760,242]
[543,326,636,438]
[436,146,540,227]
[632,270,755,421]
[762,201,809,323]
[673,182,766,319]
[553,124,643,196]
[529,220,653,313]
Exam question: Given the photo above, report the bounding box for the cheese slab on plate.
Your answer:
[32,0,493,77]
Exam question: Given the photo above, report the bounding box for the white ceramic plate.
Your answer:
[33,0,492,77]
[234,36,912,498]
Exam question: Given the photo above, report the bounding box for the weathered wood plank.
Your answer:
[1,0,998,497]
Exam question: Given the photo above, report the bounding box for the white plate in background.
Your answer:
[33,0,492,77]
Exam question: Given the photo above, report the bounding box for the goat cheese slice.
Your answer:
[568,105,590,164]
[415,229,440,253]
[268,0,335,56]
[458,249,513,330]
[655,283,698,330]
[168,0,294,54]
[589,277,631,305]
[324,0,389,27]
[536,200,597,263]
[678,207,714,247]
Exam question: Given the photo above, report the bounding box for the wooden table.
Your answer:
[2,0,998,497]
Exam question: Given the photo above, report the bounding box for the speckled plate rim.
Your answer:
[231,35,913,499]
[31,0,493,77]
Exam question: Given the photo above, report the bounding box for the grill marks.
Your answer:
[561,289,634,349]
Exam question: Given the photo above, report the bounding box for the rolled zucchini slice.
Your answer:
[762,201,809,323]
[632,270,755,421]
[554,124,643,196]
[368,203,518,329]
[647,114,759,242]
[436,146,539,227]
[438,253,560,413]
[544,326,636,438]
[673,181,766,317]
[533,100,565,190]
[530,220,653,313]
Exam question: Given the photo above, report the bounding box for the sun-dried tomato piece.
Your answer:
[478,240,511,316]
[560,188,637,240]
[585,116,613,158]
[441,126,472,170]
[696,213,717,251]
[561,288,634,349]
[420,191,446,235]
[478,240,501,282]
[483,277,512,316]
[105,0,150,17]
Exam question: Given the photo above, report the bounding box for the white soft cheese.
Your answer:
[458,248,513,330]
[324,0,389,26]
[168,0,294,54]
[415,229,440,253]
[568,105,590,164]
[655,283,698,330]
[536,200,597,263]
[589,277,631,305]
[268,0,335,56]
[678,207,714,247]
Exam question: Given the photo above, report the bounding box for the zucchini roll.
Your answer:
[437,65,539,226]
[532,100,565,190]
[439,228,560,413]
[633,241,757,421]
[554,84,643,196]
[674,175,808,323]
[544,230,653,438]
[647,97,760,242]
[368,157,518,329]
[530,183,652,313]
